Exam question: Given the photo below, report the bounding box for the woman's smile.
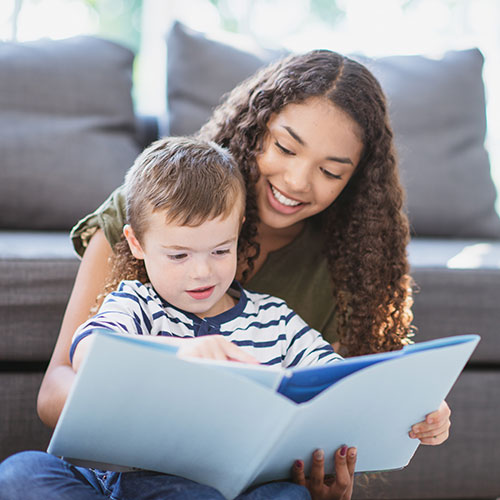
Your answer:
[267,181,307,214]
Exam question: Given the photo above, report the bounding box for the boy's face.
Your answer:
[125,204,242,318]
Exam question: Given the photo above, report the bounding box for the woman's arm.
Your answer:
[37,229,114,428]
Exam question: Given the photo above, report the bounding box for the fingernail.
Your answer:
[294,460,303,470]
[349,448,357,458]
[340,445,348,457]
[314,449,324,460]
[427,417,434,424]
[409,431,416,439]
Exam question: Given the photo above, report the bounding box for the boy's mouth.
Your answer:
[186,286,215,300]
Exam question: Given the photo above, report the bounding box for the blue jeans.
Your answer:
[0,451,310,500]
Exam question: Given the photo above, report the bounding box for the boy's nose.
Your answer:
[191,257,211,279]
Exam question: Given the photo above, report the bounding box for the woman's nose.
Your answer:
[283,161,312,193]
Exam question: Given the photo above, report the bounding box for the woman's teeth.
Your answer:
[271,185,301,207]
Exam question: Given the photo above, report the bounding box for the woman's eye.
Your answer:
[168,254,187,261]
[320,167,342,180]
[274,141,295,156]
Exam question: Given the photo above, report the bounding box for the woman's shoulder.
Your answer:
[71,185,127,257]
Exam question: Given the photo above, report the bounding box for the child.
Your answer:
[71,136,343,372]
[66,135,355,500]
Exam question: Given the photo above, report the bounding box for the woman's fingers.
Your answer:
[409,401,451,445]
[417,426,450,445]
[292,446,357,500]
[309,449,326,497]
[328,446,351,498]
[346,447,357,476]
[291,459,306,486]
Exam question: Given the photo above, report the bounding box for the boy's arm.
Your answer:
[70,282,151,372]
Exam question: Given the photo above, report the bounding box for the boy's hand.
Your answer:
[177,335,260,364]
[409,400,451,445]
[292,446,357,500]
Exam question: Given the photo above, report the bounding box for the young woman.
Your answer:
[36,49,450,495]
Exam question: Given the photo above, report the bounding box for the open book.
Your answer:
[48,331,479,500]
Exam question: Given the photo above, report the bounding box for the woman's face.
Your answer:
[255,97,363,232]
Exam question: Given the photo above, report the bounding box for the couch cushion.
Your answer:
[408,238,500,363]
[0,36,141,230]
[0,232,78,362]
[166,21,286,136]
[360,49,500,239]
[0,373,53,461]
[166,22,500,239]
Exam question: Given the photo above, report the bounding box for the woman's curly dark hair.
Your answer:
[198,50,414,356]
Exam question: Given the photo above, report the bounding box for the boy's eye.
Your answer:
[320,167,342,180]
[168,253,187,261]
[274,141,295,156]
[213,249,231,256]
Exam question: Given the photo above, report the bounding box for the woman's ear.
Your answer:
[123,225,145,260]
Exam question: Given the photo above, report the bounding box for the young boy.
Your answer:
[71,136,342,371]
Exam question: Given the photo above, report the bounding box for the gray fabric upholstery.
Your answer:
[0,373,52,460]
[166,21,286,136]
[0,259,78,362]
[166,21,500,239]
[0,36,141,230]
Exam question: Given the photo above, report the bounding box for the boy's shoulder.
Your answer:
[108,280,158,305]
[240,284,292,312]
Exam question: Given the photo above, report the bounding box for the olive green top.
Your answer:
[71,187,339,343]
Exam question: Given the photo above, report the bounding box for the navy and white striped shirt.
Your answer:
[71,280,343,368]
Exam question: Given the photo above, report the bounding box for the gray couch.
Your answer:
[1,21,499,499]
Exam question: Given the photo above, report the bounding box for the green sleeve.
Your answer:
[70,185,127,258]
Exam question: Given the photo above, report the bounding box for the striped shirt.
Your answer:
[70,280,343,368]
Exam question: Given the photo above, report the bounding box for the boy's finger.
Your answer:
[226,343,260,364]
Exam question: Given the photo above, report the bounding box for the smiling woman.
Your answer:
[255,97,362,237]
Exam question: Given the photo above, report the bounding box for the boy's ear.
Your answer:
[123,225,145,260]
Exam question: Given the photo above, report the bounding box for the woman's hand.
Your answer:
[409,400,451,445]
[292,446,357,500]
[177,335,260,364]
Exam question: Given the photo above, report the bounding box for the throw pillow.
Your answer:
[0,36,141,230]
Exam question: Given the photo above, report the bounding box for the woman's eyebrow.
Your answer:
[282,125,305,145]
[282,125,354,166]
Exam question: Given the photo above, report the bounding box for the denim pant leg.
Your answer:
[236,481,311,500]
[0,451,106,500]
[103,470,227,500]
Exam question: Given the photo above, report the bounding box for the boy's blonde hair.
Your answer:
[125,136,246,243]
